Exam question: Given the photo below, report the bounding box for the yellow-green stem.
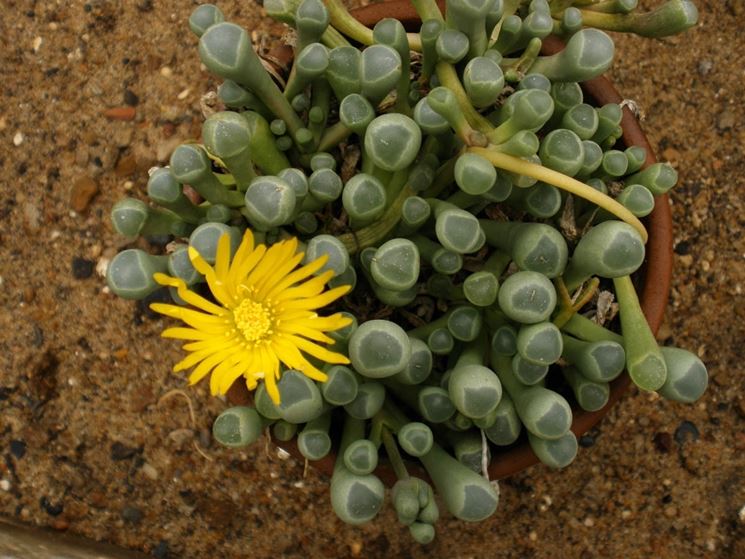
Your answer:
[468,146,649,242]
[324,0,422,50]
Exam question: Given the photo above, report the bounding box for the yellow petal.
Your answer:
[274,270,334,302]
[181,335,239,353]
[266,254,329,298]
[213,233,232,280]
[276,322,335,344]
[272,337,328,382]
[216,355,252,395]
[161,327,212,341]
[150,303,227,333]
[247,238,297,288]
[187,349,235,386]
[153,273,227,316]
[255,252,304,299]
[188,247,233,307]
[279,284,351,311]
[283,334,350,364]
[229,244,266,289]
[258,345,281,404]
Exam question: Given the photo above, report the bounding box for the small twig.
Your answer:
[158,389,197,427]
[480,429,490,481]
[157,389,214,461]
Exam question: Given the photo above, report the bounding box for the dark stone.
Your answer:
[71,257,94,279]
[40,496,64,516]
[674,421,700,445]
[124,89,139,106]
[152,541,170,558]
[653,432,673,453]
[661,494,673,504]
[0,387,12,401]
[83,4,92,13]
[137,0,154,11]
[93,156,103,167]
[122,505,144,524]
[674,240,690,255]
[579,434,595,448]
[17,162,27,175]
[9,440,26,459]
[133,287,171,325]
[110,442,140,461]
[32,324,44,347]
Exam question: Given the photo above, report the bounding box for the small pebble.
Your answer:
[579,434,595,448]
[697,59,713,76]
[141,462,159,480]
[32,36,43,52]
[9,439,26,459]
[122,505,144,524]
[40,496,64,517]
[160,66,173,77]
[123,89,139,106]
[0,479,10,491]
[674,421,700,445]
[653,432,673,453]
[72,257,95,279]
[716,109,735,131]
[70,176,99,212]
[110,441,140,461]
[152,541,170,559]
[583,517,595,527]
[103,106,136,121]
[13,131,24,146]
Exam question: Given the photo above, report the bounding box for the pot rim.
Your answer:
[228,2,674,484]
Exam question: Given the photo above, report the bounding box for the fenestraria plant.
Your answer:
[107,0,706,544]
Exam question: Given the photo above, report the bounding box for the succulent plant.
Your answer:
[106,0,705,543]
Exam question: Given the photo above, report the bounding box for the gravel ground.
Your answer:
[0,1,743,558]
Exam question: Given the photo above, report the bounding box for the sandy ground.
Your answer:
[1,1,743,557]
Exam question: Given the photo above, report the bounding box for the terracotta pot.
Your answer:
[229,2,674,485]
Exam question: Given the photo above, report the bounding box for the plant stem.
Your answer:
[468,146,649,242]
[336,184,415,254]
[561,313,624,344]
[321,25,352,48]
[613,275,667,391]
[317,121,352,152]
[552,277,600,328]
[381,427,410,480]
[435,63,495,133]
[324,0,422,50]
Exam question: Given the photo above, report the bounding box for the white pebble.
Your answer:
[739,504,745,523]
[13,131,23,146]
[141,462,159,480]
[50,230,62,241]
[160,66,173,77]
[177,88,191,100]
[276,448,290,460]
[0,479,10,491]
[33,37,43,52]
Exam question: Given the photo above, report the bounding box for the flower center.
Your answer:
[233,298,273,343]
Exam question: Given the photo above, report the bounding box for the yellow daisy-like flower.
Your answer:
[150,230,352,404]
